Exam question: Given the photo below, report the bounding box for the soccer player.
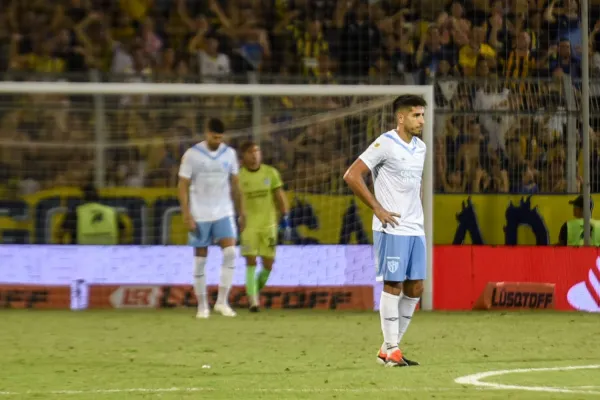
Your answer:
[178,118,246,318]
[343,95,427,367]
[238,141,291,312]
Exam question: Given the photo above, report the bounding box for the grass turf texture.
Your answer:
[1,310,599,399]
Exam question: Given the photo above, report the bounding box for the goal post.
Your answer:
[0,81,435,310]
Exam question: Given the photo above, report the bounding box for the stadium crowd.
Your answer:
[0,0,599,197]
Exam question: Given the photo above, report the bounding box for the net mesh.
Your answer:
[0,0,595,249]
[0,89,398,245]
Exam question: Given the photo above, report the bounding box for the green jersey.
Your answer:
[239,164,283,229]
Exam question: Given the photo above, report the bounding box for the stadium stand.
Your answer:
[0,0,597,200]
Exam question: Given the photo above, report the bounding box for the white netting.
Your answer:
[0,84,412,246]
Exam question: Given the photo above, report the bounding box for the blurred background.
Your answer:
[0,0,597,246]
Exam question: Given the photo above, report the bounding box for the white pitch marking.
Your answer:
[0,386,469,396]
[455,364,600,395]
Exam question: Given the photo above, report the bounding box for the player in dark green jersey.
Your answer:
[238,141,291,312]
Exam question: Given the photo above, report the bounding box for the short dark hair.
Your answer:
[393,95,427,113]
[239,140,258,154]
[208,118,225,134]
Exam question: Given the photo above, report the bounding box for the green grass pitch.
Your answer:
[1,309,599,399]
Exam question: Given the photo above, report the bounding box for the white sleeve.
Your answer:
[229,149,239,175]
[178,150,193,179]
[359,139,387,171]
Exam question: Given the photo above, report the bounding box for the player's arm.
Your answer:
[177,152,195,231]
[271,167,289,217]
[271,167,291,240]
[230,174,246,231]
[229,150,246,231]
[274,186,292,241]
[274,187,289,216]
[343,145,400,227]
[343,159,384,211]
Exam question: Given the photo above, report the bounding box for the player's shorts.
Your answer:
[373,231,426,282]
[188,216,238,248]
[240,226,277,258]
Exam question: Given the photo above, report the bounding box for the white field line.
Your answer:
[0,386,478,396]
[455,364,600,395]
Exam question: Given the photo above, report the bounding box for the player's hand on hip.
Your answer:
[184,215,197,232]
[237,214,246,233]
[374,207,401,228]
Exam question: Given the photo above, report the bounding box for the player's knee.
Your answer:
[245,256,257,266]
[403,280,424,298]
[222,246,236,267]
[195,247,208,257]
[262,258,274,271]
[383,281,402,296]
[219,237,236,248]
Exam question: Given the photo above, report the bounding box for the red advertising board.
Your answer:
[0,285,71,309]
[433,246,600,312]
[88,285,374,311]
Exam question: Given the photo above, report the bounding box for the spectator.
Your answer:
[339,0,381,77]
[195,34,231,82]
[1,0,599,200]
[502,31,537,78]
[546,38,581,77]
[557,195,600,246]
[459,25,496,76]
[59,183,126,245]
[415,25,456,82]
[294,17,330,78]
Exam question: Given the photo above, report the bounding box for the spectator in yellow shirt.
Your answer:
[27,39,66,73]
[120,0,153,22]
[459,26,496,76]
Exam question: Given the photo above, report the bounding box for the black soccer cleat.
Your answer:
[402,356,420,366]
[249,305,260,313]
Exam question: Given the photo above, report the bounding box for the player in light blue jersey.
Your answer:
[344,95,427,367]
[178,118,246,318]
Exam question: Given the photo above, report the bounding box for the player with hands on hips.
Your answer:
[344,95,428,367]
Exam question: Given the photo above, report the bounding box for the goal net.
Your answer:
[0,82,434,307]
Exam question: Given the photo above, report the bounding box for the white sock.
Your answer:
[216,246,236,306]
[380,291,400,352]
[398,294,420,345]
[193,256,207,311]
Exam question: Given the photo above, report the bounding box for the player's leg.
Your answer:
[396,235,427,366]
[241,228,260,311]
[374,232,409,367]
[258,256,273,291]
[189,223,212,319]
[256,227,277,292]
[212,216,238,317]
